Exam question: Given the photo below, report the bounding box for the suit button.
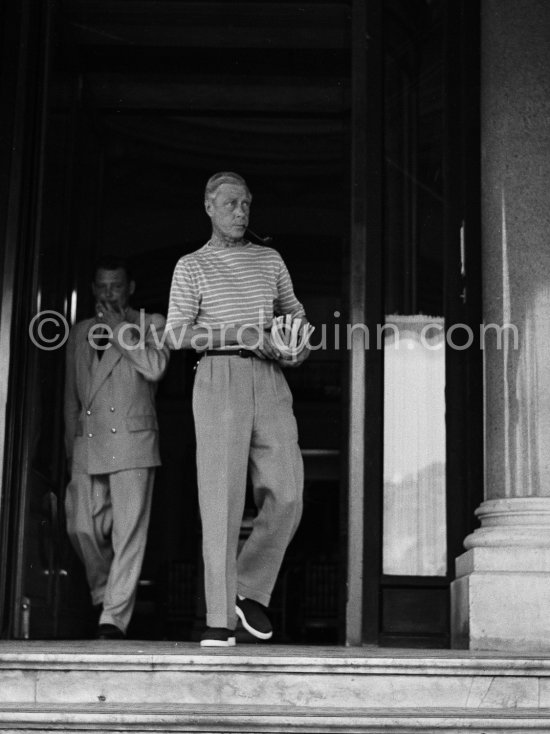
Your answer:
[110,406,115,412]
[111,428,117,433]
[88,433,93,438]
[86,410,91,415]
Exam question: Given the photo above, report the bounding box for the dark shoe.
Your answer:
[236,597,273,640]
[200,627,236,647]
[96,623,125,640]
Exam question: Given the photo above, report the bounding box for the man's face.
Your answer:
[205,183,251,241]
[92,268,135,310]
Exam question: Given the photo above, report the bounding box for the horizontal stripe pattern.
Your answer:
[167,242,305,329]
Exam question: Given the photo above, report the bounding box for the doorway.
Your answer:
[1,0,352,643]
[0,0,482,646]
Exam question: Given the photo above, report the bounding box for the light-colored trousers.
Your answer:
[193,356,304,629]
[65,468,154,633]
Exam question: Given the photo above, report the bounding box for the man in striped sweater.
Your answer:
[166,172,308,646]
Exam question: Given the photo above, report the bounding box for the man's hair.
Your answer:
[204,172,251,202]
[93,256,133,282]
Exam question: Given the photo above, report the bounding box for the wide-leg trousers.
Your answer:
[65,467,154,633]
[193,355,304,629]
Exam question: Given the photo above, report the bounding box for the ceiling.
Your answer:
[58,1,352,116]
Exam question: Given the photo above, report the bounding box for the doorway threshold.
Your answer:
[3,639,550,667]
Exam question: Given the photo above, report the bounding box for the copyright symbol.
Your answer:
[28,310,69,351]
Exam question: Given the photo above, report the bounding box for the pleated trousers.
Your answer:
[193,355,303,629]
[65,467,154,633]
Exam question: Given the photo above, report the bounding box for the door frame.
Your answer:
[0,0,49,637]
[346,0,384,646]
[0,0,104,639]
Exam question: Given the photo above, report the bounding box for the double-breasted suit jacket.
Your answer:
[64,307,170,475]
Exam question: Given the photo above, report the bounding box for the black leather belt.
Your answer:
[200,349,256,359]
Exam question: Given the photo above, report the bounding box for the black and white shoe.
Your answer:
[200,627,236,647]
[236,597,273,640]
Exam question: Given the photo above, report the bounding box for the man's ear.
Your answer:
[204,199,213,217]
[129,280,136,296]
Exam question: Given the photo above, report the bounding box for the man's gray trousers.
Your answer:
[193,355,303,629]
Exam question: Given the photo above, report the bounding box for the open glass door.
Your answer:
[380,0,449,645]
[1,0,105,638]
[361,0,483,646]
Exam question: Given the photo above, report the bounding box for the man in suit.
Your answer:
[64,257,169,639]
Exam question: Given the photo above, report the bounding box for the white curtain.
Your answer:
[382,315,446,576]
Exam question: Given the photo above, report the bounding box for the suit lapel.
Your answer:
[79,309,143,405]
[86,341,123,404]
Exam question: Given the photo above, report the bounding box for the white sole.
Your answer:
[200,637,236,647]
[235,605,273,640]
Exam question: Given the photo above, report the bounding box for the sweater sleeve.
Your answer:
[166,257,200,331]
[274,254,306,319]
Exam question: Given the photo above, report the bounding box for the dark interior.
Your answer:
[45,0,353,642]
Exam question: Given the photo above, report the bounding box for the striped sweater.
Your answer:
[166,242,305,330]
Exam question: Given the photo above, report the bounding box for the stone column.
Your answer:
[451,0,550,651]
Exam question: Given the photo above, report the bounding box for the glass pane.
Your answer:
[383,318,446,575]
[382,0,447,576]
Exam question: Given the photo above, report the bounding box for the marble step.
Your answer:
[3,642,550,711]
[1,703,550,733]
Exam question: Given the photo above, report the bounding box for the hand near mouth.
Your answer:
[95,300,128,329]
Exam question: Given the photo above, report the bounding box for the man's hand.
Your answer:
[239,326,282,360]
[278,346,311,369]
[95,300,127,330]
